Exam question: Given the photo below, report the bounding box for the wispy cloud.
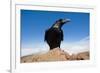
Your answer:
[21,43,49,57]
[61,36,89,54]
[21,36,89,56]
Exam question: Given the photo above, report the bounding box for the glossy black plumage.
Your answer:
[45,19,70,50]
[45,28,63,50]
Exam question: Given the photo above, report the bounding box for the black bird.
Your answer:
[45,18,70,50]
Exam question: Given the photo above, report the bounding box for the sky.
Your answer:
[21,36,89,56]
[21,9,90,56]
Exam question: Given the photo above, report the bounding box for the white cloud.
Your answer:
[21,36,89,56]
[21,43,49,57]
[61,36,89,54]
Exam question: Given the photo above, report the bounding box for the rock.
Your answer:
[70,51,89,60]
[21,48,89,63]
[21,48,70,63]
[76,51,89,60]
[69,54,77,60]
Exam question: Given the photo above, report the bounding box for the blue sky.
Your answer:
[21,9,89,49]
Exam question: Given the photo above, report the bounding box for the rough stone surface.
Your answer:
[21,48,89,63]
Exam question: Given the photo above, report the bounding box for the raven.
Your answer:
[45,19,70,50]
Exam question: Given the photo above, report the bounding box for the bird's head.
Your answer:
[57,18,71,25]
[53,18,71,29]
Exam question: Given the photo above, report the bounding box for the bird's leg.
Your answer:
[49,45,54,50]
[58,42,61,48]
[58,45,60,48]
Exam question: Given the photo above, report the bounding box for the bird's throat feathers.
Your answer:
[53,24,59,28]
[53,24,61,29]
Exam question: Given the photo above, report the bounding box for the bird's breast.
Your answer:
[46,28,62,41]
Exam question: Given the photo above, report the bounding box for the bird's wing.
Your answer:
[61,30,64,41]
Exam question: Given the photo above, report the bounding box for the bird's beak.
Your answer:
[63,19,71,23]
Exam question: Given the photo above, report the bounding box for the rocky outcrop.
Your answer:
[21,48,89,63]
